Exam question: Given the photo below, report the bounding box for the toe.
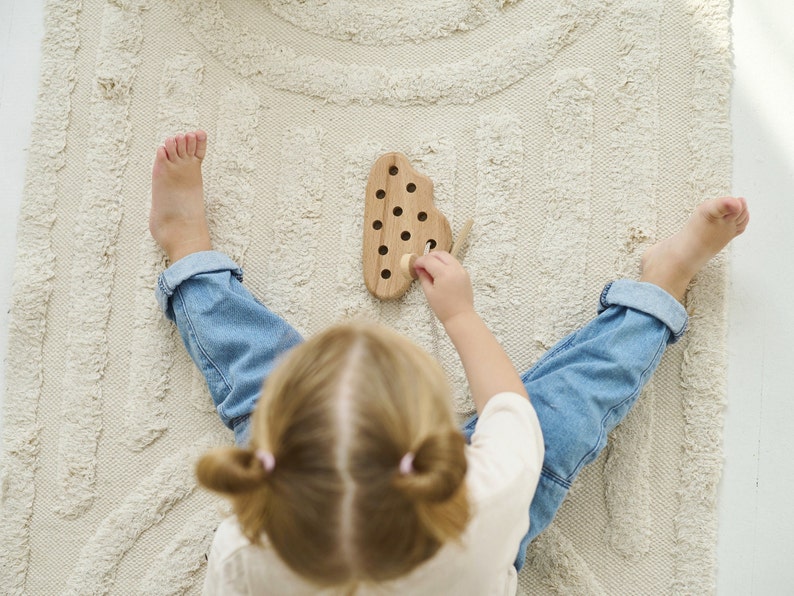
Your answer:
[736,209,750,232]
[186,132,197,157]
[152,146,169,177]
[175,134,187,158]
[716,196,743,218]
[700,196,740,223]
[195,130,207,160]
[155,145,168,164]
[164,137,177,161]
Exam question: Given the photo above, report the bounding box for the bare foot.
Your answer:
[640,196,750,300]
[150,130,212,263]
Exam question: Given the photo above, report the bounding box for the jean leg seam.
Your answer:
[564,337,667,483]
[541,466,572,489]
[175,286,234,396]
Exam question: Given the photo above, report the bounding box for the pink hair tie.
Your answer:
[255,449,276,473]
[399,452,415,476]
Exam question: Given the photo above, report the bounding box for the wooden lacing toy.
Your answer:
[363,152,473,300]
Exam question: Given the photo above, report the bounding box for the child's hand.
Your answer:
[416,251,529,412]
[414,251,475,324]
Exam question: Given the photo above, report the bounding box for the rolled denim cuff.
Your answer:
[155,251,244,317]
[598,279,688,343]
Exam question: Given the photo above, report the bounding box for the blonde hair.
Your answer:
[196,322,470,588]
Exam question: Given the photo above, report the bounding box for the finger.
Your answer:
[414,252,449,277]
[426,250,454,264]
[416,267,439,303]
[416,266,434,290]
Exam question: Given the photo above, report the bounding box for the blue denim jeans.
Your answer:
[461,278,687,569]
[156,251,688,568]
[156,252,303,445]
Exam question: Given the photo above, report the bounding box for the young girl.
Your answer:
[150,131,749,595]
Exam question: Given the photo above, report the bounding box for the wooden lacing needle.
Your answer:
[400,218,474,280]
[450,218,474,259]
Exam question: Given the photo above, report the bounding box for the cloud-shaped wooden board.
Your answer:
[363,153,452,300]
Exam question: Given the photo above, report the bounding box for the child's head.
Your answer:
[197,322,470,587]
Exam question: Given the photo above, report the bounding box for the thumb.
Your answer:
[416,266,435,294]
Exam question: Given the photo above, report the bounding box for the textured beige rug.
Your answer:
[1,0,733,593]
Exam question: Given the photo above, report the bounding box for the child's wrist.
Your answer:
[441,308,479,332]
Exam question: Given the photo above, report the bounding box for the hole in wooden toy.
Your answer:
[427,239,437,250]
[406,183,416,193]
[376,189,386,199]
[381,269,391,279]
[393,206,403,216]
[373,220,383,230]
[378,245,388,255]
[417,212,427,221]
[401,231,411,241]
[389,166,399,175]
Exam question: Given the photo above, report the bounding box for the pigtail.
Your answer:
[393,430,467,503]
[196,446,270,495]
[391,430,470,546]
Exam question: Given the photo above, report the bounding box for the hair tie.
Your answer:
[255,449,276,473]
[399,452,415,476]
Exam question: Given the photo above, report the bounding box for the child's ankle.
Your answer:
[165,236,212,264]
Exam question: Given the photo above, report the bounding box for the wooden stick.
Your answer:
[450,218,474,259]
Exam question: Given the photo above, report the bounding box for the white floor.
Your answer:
[1,0,792,592]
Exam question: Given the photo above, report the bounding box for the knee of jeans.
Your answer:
[533,382,644,484]
[541,429,609,486]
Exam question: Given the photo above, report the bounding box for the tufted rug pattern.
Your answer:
[1,0,733,593]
